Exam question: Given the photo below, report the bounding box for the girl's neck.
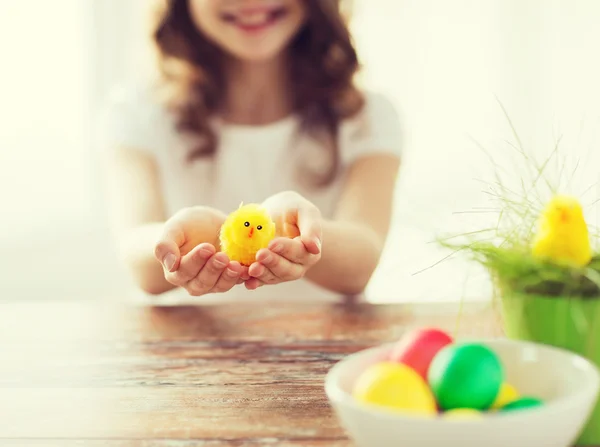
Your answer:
[222,54,293,126]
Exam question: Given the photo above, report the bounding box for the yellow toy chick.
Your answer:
[531,194,592,267]
[219,202,277,266]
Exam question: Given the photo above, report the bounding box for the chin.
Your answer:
[225,41,290,63]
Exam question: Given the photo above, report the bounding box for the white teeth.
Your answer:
[236,12,270,26]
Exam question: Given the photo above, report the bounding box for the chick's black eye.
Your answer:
[244,221,250,227]
[257,225,262,230]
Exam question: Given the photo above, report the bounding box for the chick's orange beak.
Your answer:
[248,227,254,238]
[560,209,569,222]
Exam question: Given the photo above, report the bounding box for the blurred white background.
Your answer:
[0,0,599,302]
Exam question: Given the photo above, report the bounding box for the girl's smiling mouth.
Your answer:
[221,5,288,33]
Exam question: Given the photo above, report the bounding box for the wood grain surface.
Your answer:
[0,299,502,446]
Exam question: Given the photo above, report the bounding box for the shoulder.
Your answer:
[96,81,176,155]
[339,89,403,165]
[360,90,402,122]
[105,83,164,120]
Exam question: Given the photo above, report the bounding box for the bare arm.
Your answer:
[305,154,400,295]
[105,147,176,294]
[105,147,237,296]
[249,154,400,295]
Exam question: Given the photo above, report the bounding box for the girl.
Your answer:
[103,0,402,302]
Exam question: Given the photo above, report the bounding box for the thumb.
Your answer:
[154,223,185,272]
[292,205,322,255]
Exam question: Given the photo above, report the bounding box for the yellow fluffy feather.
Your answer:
[219,202,276,266]
[531,194,592,267]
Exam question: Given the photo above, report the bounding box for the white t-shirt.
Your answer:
[101,84,402,303]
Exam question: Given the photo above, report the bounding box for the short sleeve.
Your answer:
[96,84,172,156]
[339,91,403,165]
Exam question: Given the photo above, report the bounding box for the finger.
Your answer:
[286,206,322,255]
[248,261,266,278]
[188,251,229,293]
[267,238,308,264]
[251,265,278,285]
[238,265,251,281]
[248,261,277,284]
[244,277,264,290]
[212,261,242,293]
[165,243,214,286]
[256,248,304,281]
[155,223,185,272]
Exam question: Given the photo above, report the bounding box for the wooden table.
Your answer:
[1,300,502,446]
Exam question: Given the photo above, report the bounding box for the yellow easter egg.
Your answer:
[442,408,483,420]
[491,382,519,409]
[352,362,437,416]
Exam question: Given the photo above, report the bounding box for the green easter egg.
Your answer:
[501,397,543,412]
[427,343,503,411]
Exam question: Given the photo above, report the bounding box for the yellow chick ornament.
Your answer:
[219,203,277,266]
[532,194,592,268]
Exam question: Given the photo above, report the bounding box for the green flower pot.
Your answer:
[500,291,600,445]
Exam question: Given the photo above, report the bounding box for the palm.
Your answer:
[261,195,301,239]
[170,207,226,256]
[260,191,321,255]
[156,206,248,296]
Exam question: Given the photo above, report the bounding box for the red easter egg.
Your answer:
[388,328,453,380]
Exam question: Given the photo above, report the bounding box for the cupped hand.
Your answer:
[154,206,250,296]
[245,191,322,290]
[160,243,247,296]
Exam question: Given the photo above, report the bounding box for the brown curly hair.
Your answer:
[151,0,364,186]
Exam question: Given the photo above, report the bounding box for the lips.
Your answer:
[221,5,288,32]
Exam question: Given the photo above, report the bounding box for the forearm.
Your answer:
[305,219,384,295]
[116,206,227,295]
[118,223,176,295]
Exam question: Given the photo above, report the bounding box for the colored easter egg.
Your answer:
[491,382,519,409]
[442,408,483,420]
[501,397,543,412]
[388,328,454,380]
[427,342,503,411]
[353,362,438,416]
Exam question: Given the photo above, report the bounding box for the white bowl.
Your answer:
[325,338,600,447]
